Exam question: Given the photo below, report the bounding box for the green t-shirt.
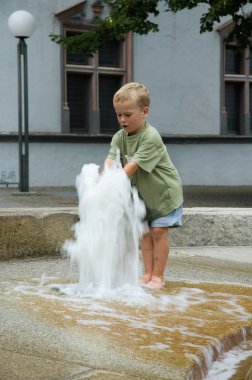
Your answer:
[107,123,183,221]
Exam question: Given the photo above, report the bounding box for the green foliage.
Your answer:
[50,0,161,55]
[167,0,252,48]
[50,0,252,53]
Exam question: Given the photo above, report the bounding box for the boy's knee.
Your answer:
[150,227,168,241]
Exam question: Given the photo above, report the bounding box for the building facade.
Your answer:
[0,0,251,186]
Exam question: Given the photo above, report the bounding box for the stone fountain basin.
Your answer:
[0,257,252,380]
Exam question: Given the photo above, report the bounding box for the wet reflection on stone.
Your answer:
[2,277,252,379]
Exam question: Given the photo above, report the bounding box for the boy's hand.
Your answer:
[103,158,114,172]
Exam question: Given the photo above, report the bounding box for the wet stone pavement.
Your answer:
[0,254,252,380]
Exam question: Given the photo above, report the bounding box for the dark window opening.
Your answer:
[99,40,121,68]
[225,82,243,133]
[250,84,252,133]
[225,46,243,75]
[221,40,252,135]
[67,73,91,132]
[99,75,122,133]
[66,31,90,66]
[249,48,252,76]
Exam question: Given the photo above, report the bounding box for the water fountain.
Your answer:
[63,160,146,296]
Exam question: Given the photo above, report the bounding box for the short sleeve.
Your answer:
[132,140,164,173]
[107,133,120,160]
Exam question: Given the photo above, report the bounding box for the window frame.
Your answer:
[219,23,252,135]
[62,25,132,134]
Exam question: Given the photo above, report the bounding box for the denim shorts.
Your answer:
[149,205,183,228]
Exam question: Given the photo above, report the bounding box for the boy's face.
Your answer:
[114,100,149,135]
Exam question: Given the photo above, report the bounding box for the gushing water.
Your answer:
[63,159,146,295]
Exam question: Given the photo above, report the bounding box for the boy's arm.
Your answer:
[124,161,139,177]
[103,158,138,177]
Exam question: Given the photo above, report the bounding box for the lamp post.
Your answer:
[8,10,36,192]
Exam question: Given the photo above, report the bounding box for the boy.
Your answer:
[105,82,183,289]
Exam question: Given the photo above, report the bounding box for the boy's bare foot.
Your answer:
[139,273,152,284]
[146,275,165,289]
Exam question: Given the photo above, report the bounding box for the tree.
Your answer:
[50,0,252,54]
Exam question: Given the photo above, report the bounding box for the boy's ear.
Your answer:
[143,106,149,117]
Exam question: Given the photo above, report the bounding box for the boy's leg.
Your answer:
[139,231,154,284]
[148,227,169,288]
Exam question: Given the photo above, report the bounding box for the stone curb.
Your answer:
[0,208,77,260]
[0,207,252,260]
[171,208,252,247]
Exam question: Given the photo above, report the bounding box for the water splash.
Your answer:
[63,160,146,294]
[204,341,252,380]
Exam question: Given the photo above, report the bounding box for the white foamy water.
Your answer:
[14,280,208,312]
[63,160,146,295]
[50,282,207,310]
[204,342,252,380]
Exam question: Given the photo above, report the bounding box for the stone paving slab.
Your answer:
[170,246,252,265]
[0,349,93,380]
[1,186,252,208]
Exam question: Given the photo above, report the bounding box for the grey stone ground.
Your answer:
[0,185,252,208]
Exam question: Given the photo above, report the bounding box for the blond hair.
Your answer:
[113,82,150,109]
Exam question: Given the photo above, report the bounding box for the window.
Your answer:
[225,46,243,75]
[225,82,243,133]
[219,23,252,135]
[99,75,122,133]
[63,29,132,134]
[67,72,91,132]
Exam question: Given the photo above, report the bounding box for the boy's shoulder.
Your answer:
[145,123,160,135]
[111,129,124,142]
[142,123,163,144]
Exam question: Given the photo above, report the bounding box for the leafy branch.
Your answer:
[50,0,252,54]
[50,0,160,55]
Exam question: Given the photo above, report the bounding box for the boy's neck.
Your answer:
[128,121,147,136]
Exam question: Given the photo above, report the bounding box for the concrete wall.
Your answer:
[0,141,109,186]
[167,143,252,186]
[134,6,221,135]
[1,141,252,186]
